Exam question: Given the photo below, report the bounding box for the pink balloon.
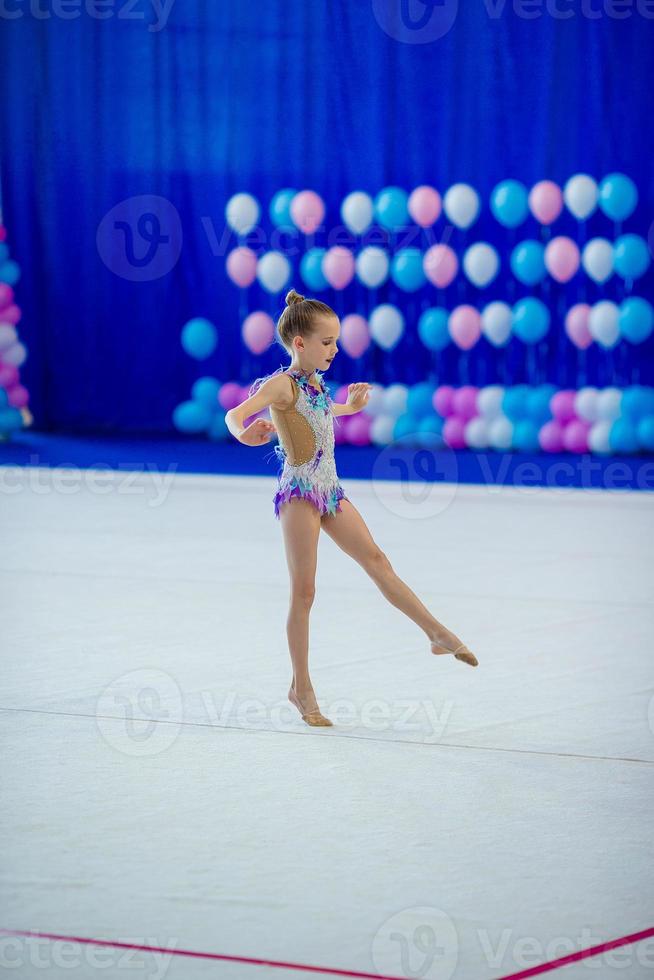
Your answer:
[452,385,479,420]
[408,186,442,228]
[539,419,565,453]
[564,303,593,350]
[226,247,257,288]
[433,384,456,417]
[334,384,350,404]
[218,381,243,410]
[340,314,370,358]
[290,190,325,234]
[424,244,458,288]
[550,390,577,423]
[449,305,481,350]
[344,412,372,446]
[323,247,355,290]
[563,419,591,453]
[0,225,6,242]
[0,284,14,309]
[545,237,580,283]
[242,311,274,355]
[1,304,21,325]
[529,181,563,225]
[7,383,29,408]
[0,363,19,387]
[443,416,467,449]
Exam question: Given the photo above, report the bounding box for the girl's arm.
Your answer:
[331,382,372,417]
[225,374,288,446]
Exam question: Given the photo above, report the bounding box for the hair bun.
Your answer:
[285,288,305,307]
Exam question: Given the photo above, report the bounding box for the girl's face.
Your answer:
[294,316,340,371]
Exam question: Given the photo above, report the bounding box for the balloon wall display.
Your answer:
[0,225,31,440]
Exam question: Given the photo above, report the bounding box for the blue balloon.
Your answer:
[0,260,20,286]
[208,412,229,441]
[637,417,654,452]
[393,413,420,445]
[619,298,654,344]
[510,240,546,285]
[192,376,221,407]
[173,400,213,434]
[598,173,638,222]
[621,386,654,422]
[417,415,444,448]
[300,248,328,290]
[391,248,426,292]
[0,389,9,409]
[181,318,218,360]
[513,419,541,452]
[609,418,639,454]
[613,234,650,280]
[269,188,297,230]
[374,186,409,232]
[418,308,450,352]
[503,385,531,421]
[527,384,556,422]
[0,407,23,433]
[407,382,436,419]
[490,179,529,228]
[512,297,551,343]
[0,244,9,264]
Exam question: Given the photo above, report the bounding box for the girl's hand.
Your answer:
[345,382,372,413]
[240,417,277,446]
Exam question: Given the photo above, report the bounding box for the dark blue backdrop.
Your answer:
[1,0,653,433]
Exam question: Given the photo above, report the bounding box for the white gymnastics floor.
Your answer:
[1,464,653,980]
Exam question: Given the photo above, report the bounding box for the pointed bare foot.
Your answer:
[430,631,479,667]
[288,685,333,726]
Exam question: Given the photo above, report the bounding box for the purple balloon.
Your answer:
[443,416,467,449]
[539,420,565,453]
[563,419,591,453]
[345,412,372,446]
[452,385,479,420]
[218,381,243,410]
[433,384,456,417]
[550,390,577,423]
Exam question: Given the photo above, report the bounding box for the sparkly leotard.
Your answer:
[249,365,348,519]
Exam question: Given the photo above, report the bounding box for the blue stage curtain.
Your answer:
[0,1,652,432]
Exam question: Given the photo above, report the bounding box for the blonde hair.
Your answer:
[276,288,336,354]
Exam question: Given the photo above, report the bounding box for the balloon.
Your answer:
[481,301,512,348]
[341,191,374,235]
[408,186,441,228]
[226,246,257,287]
[621,386,654,422]
[344,412,372,446]
[0,244,8,264]
[596,388,622,421]
[539,420,565,453]
[598,173,638,222]
[464,417,489,449]
[0,406,22,433]
[217,382,242,410]
[452,385,478,420]
[613,234,650,280]
[565,303,593,350]
[443,416,466,449]
[373,186,409,232]
[0,284,14,309]
[563,174,598,220]
[550,390,577,423]
[363,384,386,417]
[619,297,654,344]
[513,420,540,452]
[574,387,600,422]
[181,318,217,360]
[0,261,20,286]
[322,246,355,290]
[423,244,458,288]
[192,377,221,407]
[1,304,21,324]
[433,385,456,417]
[442,183,480,230]
[490,179,529,228]
[370,414,396,446]
[173,400,213,434]
[208,413,229,441]
[242,311,275,354]
[356,246,390,288]
[588,420,612,454]
[417,415,445,449]
[637,417,654,452]
[544,236,580,283]
[5,383,27,408]
[527,384,557,422]
[391,248,426,291]
[609,418,639,454]
[448,305,481,350]
[1,341,26,366]
[588,301,620,349]
[383,383,409,417]
[510,240,546,285]
[477,385,505,419]
[563,419,591,453]
[462,242,500,288]
[528,181,563,225]
[418,308,450,352]
[512,297,550,343]
[581,238,614,284]
[0,362,19,387]
[488,416,513,450]
[269,189,297,230]
[503,385,531,421]
[0,325,17,350]
[407,382,437,419]
[225,193,260,235]
[290,190,325,234]
[257,251,291,293]
[393,414,420,446]
[369,305,405,350]
[300,248,328,290]
[340,314,370,358]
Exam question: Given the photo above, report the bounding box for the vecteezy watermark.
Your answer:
[0,0,176,32]
[96,667,184,757]
[371,439,460,521]
[372,906,459,979]
[372,0,460,44]
[0,933,177,978]
[477,925,654,973]
[0,460,178,507]
[96,195,183,281]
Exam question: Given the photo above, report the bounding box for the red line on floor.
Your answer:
[1,925,652,979]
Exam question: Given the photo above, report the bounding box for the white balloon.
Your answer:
[574,387,599,422]
[383,383,409,418]
[588,420,612,454]
[463,242,500,288]
[370,414,396,446]
[341,191,374,235]
[369,304,405,351]
[356,246,390,288]
[596,387,623,421]
[363,383,386,417]
[256,251,291,293]
[0,324,18,351]
[1,341,27,367]
[563,174,598,220]
[488,416,513,450]
[465,417,489,449]
[481,302,512,347]
[588,301,620,349]
[443,183,480,230]
[478,385,506,419]
[226,193,260,235]
[581,238,613,284]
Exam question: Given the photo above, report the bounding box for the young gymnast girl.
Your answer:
[225,289,478,727]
